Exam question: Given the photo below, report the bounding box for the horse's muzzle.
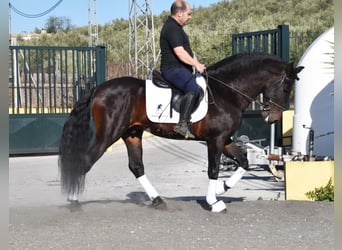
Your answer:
[261,110,282,124]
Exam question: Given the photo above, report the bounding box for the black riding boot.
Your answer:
[173,92,196,139]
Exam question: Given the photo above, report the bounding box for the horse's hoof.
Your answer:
[152,196,167,210]
[67,198,79,204]
[209,200,226,213]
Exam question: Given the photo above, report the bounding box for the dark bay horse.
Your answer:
[59,53,303,212]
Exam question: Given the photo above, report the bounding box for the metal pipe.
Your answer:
[303,125,315,161]
[270,123,275,154]
[309,128,314,160]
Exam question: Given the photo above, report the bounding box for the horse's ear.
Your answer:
[286,62,304,81]
[294,66,304,80]
[296,66,305,74]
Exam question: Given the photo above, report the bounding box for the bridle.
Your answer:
[204,71,289,111]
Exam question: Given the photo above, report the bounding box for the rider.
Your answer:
[160,0,206,139]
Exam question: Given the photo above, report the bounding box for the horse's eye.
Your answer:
[263,104,271,111]
[284,83,291,93]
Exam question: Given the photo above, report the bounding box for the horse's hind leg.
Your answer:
[123,128,166,209]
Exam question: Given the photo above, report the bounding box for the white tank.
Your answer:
[292,27,334,159]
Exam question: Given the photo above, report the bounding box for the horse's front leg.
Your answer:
[206,139,246,212]
[123,130,166,209]
[222,139,249,170]
[206,139,227,212]
[215,139,249,196]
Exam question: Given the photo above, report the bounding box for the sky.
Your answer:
[9,0,222,34]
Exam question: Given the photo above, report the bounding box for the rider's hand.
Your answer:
[195,62,206,74]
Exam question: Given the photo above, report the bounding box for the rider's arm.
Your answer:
[173,46,205,73]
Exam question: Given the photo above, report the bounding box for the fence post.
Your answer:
[276,25,290,147]
[232,37,236,55]
[95,45,106,84]
[278,25,290,62]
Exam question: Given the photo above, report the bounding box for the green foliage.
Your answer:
[305,178,334,201]
[18,0,333,69]
[182,0,333,65]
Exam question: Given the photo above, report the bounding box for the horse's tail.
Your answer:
[58,89,95,196]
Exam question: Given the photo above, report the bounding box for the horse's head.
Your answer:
[261,62,304,123]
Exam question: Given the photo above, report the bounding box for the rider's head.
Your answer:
[170,0,192,26]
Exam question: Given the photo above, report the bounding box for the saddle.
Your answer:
[151,70,204,114]
[145,70,208,123]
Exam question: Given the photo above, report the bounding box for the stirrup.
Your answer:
[173,124,195,139]
[184,130,195,139]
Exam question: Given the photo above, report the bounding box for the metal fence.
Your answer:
[9,46,106,115]
[9,45,106,154]
[232,25,290,62]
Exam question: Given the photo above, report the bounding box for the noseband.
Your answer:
[204,72,288,111]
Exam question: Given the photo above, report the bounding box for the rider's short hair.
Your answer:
[170,0,187,15]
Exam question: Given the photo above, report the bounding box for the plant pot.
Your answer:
[285,161,334,200]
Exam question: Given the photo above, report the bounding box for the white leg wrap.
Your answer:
[207,179,226,212]
[206,179,218,205]
[226,167,246,188]
[137,175,159,201]
[68,192,78,201]
[210,200,226,212]
[216,180,227,195]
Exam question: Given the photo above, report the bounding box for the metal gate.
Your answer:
[9,46,106,155]
[231,25,290,146]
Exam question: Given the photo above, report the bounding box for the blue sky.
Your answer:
[9,0,222,34]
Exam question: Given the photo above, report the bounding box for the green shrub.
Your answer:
[305,178,334,201]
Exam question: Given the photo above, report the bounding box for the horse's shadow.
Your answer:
[166,195,243,211]
[61,192,244,212]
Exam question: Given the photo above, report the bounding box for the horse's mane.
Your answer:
[206,53,285,76]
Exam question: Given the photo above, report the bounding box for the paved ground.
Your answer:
[9,136,334,249]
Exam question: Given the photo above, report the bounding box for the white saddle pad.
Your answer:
[146,75,208,123]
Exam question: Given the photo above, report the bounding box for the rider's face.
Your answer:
[180,6,192,26]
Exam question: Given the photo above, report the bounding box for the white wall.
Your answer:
[292,27,334,158]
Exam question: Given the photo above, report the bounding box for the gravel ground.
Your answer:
[9,200,333,250]
[9,136,334,249]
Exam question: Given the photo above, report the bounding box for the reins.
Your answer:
[203,70,288,111]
